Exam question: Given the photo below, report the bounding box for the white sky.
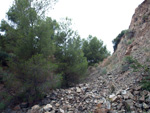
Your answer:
[0,0,144,53]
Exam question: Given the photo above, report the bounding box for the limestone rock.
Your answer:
[143,103,149,109]
[27,105,41,113]
[43,104,52,112]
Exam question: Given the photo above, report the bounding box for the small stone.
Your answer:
[147,110,150,113]
[121,90,127,95]
[146,96,150,102]
[67,90,72,94]
[109,94,115,98]
[139,95,145,102]
[143,103,149,109]
[109,94,118,102]
[94,99,98,103]
[123,94,129,99]
[106,101,111,110]
[117,103,123,110]
[78,106,83,111]
[68,111,74,113]
[27,105,41,113]
[126,100,134,110]
[134,91,140,95]
[112,102,118,107]
[116,90,122,95]
[95,108,108,113]
[43,104,52,112]
[135,103,142,108]
[123,91,134,99]
[13,105,21,111]
[55,103,60,107]
[128,91,134,99]
[20,102,29,108]
[32,105,40,110]
[98,99,104,104]
[60,108,64,113]
[135,86,141,91]
[76,87,81,93]
[142,90,148,96]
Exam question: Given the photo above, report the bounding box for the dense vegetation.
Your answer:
[0,0,110,109]
[82,35,110,66]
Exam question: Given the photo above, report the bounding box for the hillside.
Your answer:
[3,0,150,113]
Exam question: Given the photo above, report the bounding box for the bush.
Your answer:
[127,39,134,45]
[0,91,13,111]
[0,51,10,66]
[0,102,5,110]
[123,56,135,64]
[101,67,107,75]
[126,56,150,91]
[7,54,59,102]
[141,76,150,91]
[94,63,99,67]
[112,30,128,52]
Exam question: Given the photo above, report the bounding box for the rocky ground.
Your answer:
[3,66,150,113]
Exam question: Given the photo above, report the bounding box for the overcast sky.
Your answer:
[0,0,144,53]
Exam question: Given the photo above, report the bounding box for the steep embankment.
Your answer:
[5,0,150,113]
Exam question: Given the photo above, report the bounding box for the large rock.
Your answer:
[43,104,53,112]
[109,94,118,102]
[27,105,41,113]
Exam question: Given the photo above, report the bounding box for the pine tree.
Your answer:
[54,18,88,87]
[82,35,110,65]
[0,0,59,102]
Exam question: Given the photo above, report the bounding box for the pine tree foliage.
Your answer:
[82,35,110,65]
[54,18,88,86]
[0,0,59,102]
[112,30,128,52]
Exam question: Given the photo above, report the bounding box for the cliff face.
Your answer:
[100,0,150,96]
[114,0,150,64]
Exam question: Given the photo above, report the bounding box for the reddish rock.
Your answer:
[94,108,108,113]
[13,105,21,111]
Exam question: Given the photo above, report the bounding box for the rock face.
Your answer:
[113,0,150,65]
[4,0,150,113]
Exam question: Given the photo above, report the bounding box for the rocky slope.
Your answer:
[3,0,150,113]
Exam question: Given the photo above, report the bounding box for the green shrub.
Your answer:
[94,63,99,67]
[0,102,5,110]
[127,39,134,45]
[123,56,136,64]
[0,91,13,111]
[112,30,134,52]
[126,57,150,91]
[141,76,150,91]
[101,67,107,75]
[6,54,58,102]
[142,15,149,23]
[112,30,128,52]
